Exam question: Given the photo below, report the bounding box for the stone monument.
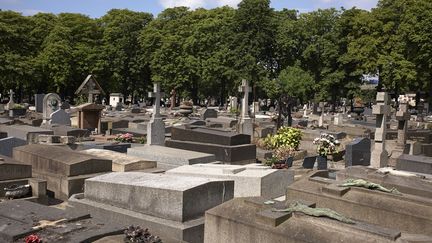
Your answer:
[371,92,390,168]
[5,89,15,111]
[42,93,61,125]
[75,74,105,103]
[238,79,253,136]
[396,101,410,148]
[147,83,165,145]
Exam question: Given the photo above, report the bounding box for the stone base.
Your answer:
[165,139,256,164]
[370,144,388,168]
[70,193,204,243]
[147,118,165,145]
[239,118,253,136]
[127,145,216,168]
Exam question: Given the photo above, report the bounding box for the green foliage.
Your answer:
[12,104,25,109]
[264,126,302,150]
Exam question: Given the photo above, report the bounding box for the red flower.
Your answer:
[25,234,41,243]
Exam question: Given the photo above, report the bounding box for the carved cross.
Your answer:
[148,83,164,118]
[238,79,252,118]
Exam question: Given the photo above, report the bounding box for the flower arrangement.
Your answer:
[114,133,133,143]
[313,133,340,157]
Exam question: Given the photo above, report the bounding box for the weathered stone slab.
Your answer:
[204,197,429,243]
[80,149,156,172]
[345,137,371,167]
[171,126,251,146]
[79,141,131,153]
[166,163,294,198]
[0,136,27,157]
[206,117,237,129]
[0,156,32,181]
[285,171,432,236]
[46,124,89,137]
[0,125,53,142]
[127,145,216,168]
[200,108,217,120]
[396,154,432,175]
[336,166,432,198]
[84,172,233,222]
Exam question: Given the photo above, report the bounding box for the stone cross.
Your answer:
[147,83,165,145]
[148,83,164,119]
[5,89,15,110]
[318,102,325,127]
[371,92,391,168]
[396,101,410,147]
[238,79,252,119]
[9,89,14,102]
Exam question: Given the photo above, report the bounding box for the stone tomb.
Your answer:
[166,126,256,164]
[80,149,156,172]
[13,144,112,200]
[70,172,234,242]
[204,197,431,243]
[336,166,432,198]
[0,136,27,157]
[127,145,216,169]
[344,137,371,167]
[285,171,432,236]
[166,163,294,198]
[0,124,53,142]
[396,154,432,175]
[75,103,104,132]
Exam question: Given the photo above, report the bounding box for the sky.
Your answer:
[0,0,379,18]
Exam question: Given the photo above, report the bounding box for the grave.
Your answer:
[50,109,71,126]
[206,117,238,129]
[345,137,371,167]
[35,93,45,113]
[75,103,104,132]
[238,79,253,136]
[165,126,256,164]
[70,172,234,242]
[285,171,432,236]
[80,149,156,172]
[127,145,216,169]
[204,197,431,243]
[13,144,112,200]
[200,108,217,120]
[336,166,432,198]
[5,89,15,111]
[334,113,343,126]
[0,125,53,142]
[0,137,27,157]
[147,83,165,145]
[42,93,61,124]
[45,124,89,137]
[371,92,390,168]
[166,163,294,198]
[75,74,105,103]
[77,141,131,153]
[396,154,432,175]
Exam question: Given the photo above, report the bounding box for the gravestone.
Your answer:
[345,137,371,167]
[318,102,325,127]
[80,149,156,172]
[200,108,217,120]
[371,92,390,168]
[334,113,343,126]
[0,137,27,157]
[0,125,53,142]
[5,89,15,111]
[147,83,165,145]
[228,96,238,111]
[238,79,253,136]
[167,163,294,198]
[396,101,410,147]
[13,144,112,200]
[70,172,234,242]
[50,109,71,126]
[35,93,45,113]
[42,93,61,124]
[75,74,105,103]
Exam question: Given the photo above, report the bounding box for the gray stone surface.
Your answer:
[147,83,165,145]
[80,149,156,172]
[371,92,390,168]
[50,109,71,126]
[200,108,217,120]
[35,93,45,113]
[396,154,432,175]
[127,145,216,168]
[0,137,27,157]
[166,163,294,198]
[79,141,131,153]
[0,155,32,181]
[0,124,53,142]
[42,93,61,124]
[171,126,251,146]
[345,137,371,167]
[206,117,237,129]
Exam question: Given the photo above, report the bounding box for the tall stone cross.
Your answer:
[9,89,14,102]
[371,92,391,168]
[396,101,410,147]
[5,89,15,110]
[238,79,252,119]
[148,83,164,119]
[147,83,165,145]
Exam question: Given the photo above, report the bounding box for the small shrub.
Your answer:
[12,104,25,109]
[264,126,302,150]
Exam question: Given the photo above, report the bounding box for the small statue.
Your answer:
[273,201,355,224]
[339,179,401,195]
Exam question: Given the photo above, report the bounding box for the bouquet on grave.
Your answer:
[114,133,134,143]
[313,133,340,157]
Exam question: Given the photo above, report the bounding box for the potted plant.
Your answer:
[313,133,340,170]
[9,104,26,117]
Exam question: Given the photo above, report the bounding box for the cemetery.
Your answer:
[0,0,432,242]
